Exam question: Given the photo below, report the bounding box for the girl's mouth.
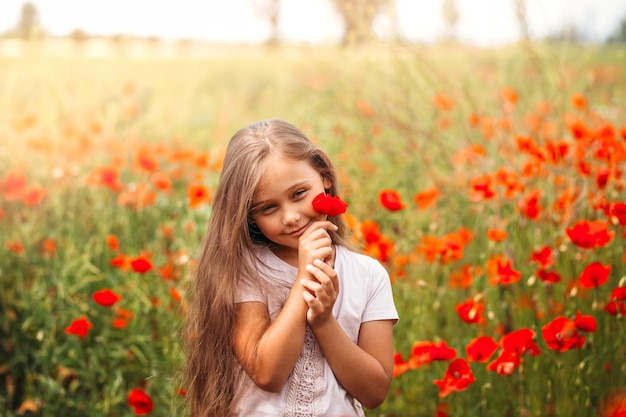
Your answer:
[288,221,311,237]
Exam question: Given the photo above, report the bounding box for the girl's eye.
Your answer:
[293,189,306,199]
[259,204,276,214]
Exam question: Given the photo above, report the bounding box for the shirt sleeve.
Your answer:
[362,258,399,324]
[235,277,266,303]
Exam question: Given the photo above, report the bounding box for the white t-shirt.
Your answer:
[233,245,399,417]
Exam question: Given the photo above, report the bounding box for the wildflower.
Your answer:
[5,239,25,255]
[110,254,128,269]
[608,202,626,226]
[433,358,475,398]
[23,186,46,206]
[487,349,520,375]
[501,328,541,356]
[378,189,406,211]
[40,238,57,257]
[433,93,455,111]
[455,298,485,324]
[92,289,122,307]
[578,262,611,288]
[187,184,210,208]
[311,192,348,216]
[542,316,585,352]
[356,99,374,117]
[531,246,554,268]
[570,93,587,109]
[469,174,495,201]
[486,229,508,242]
[414,187,439,211]
[566,219,614,249]
[130,255,153,274]
[393,352,410,378]
[408,341,434,368]
[604,287,626,316]
[536,269,561,284]
[487,255,521,286]
[65,316,93,338]
[106,234,120,252]
[519,190,542,220]
[429,341,457,361]
[87,166,121,191]
[128,388,153,415]
[573,311,597,332]
[466,336,498,363]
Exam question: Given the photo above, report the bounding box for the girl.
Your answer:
[184,119,398,417]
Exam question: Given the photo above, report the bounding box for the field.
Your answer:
[1,39,626,416]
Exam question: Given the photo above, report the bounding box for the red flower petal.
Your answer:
[311,192,348,216]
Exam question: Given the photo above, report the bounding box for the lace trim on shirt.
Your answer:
[284,326,325,416]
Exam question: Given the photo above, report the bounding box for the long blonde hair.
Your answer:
[183,119,350,416]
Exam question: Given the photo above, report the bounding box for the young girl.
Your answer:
[184,119,398,417]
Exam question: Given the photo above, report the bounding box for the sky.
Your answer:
[0,0,625,46]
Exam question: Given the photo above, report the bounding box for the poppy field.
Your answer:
[1,42,626,416]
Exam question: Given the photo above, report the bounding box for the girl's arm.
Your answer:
[232,283,308,392]
[301,260,395,409]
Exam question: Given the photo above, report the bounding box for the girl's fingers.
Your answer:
[306,260,339,291]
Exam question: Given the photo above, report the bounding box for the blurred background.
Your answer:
[1,0,626,56]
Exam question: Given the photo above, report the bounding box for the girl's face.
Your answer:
[250,153,331,257]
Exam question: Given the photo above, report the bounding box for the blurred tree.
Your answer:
[252,0,281,45]
[17,2,41,40]
[330,0,395,45]
[69,28,88,43]
[607,16,626,42]
[441,0,459,41]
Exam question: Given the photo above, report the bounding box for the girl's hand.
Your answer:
[301,258,339,326]
[297,221,337,275]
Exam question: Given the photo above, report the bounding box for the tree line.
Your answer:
[3,0,626,45]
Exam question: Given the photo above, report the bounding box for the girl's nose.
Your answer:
[282,208,300,225]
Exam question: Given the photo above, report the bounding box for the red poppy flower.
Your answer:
[128,388,153,415]
[379,189,406,211]
[578,262,611,288]
[609,202,626,226]
[487,255,521,286]
[92,289,122,307]
[311,192,348,216]
[531,246,554,268]
[566,220,614,249]
[573,311,597,332]
[501,328,540,356]
[466,336,498,363]
[429,341,457,361]
[604,287,626,316]
[414,187,439,211]
[106,234,120,252]
[393,352,410,378]
[455,299,485,324]
[487,350,520,375]
[130,255,153,274]
[519,190,541,220]
[187,184,210,208]
[542,316,585,352]
[469,174,495,201]
[536,269,561,284]
[65,316,93,338]
[409,341,434,368]
[486,229,508,242]
[433,358,475,398]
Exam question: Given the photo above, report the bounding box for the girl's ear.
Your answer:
[322,176,332,191]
